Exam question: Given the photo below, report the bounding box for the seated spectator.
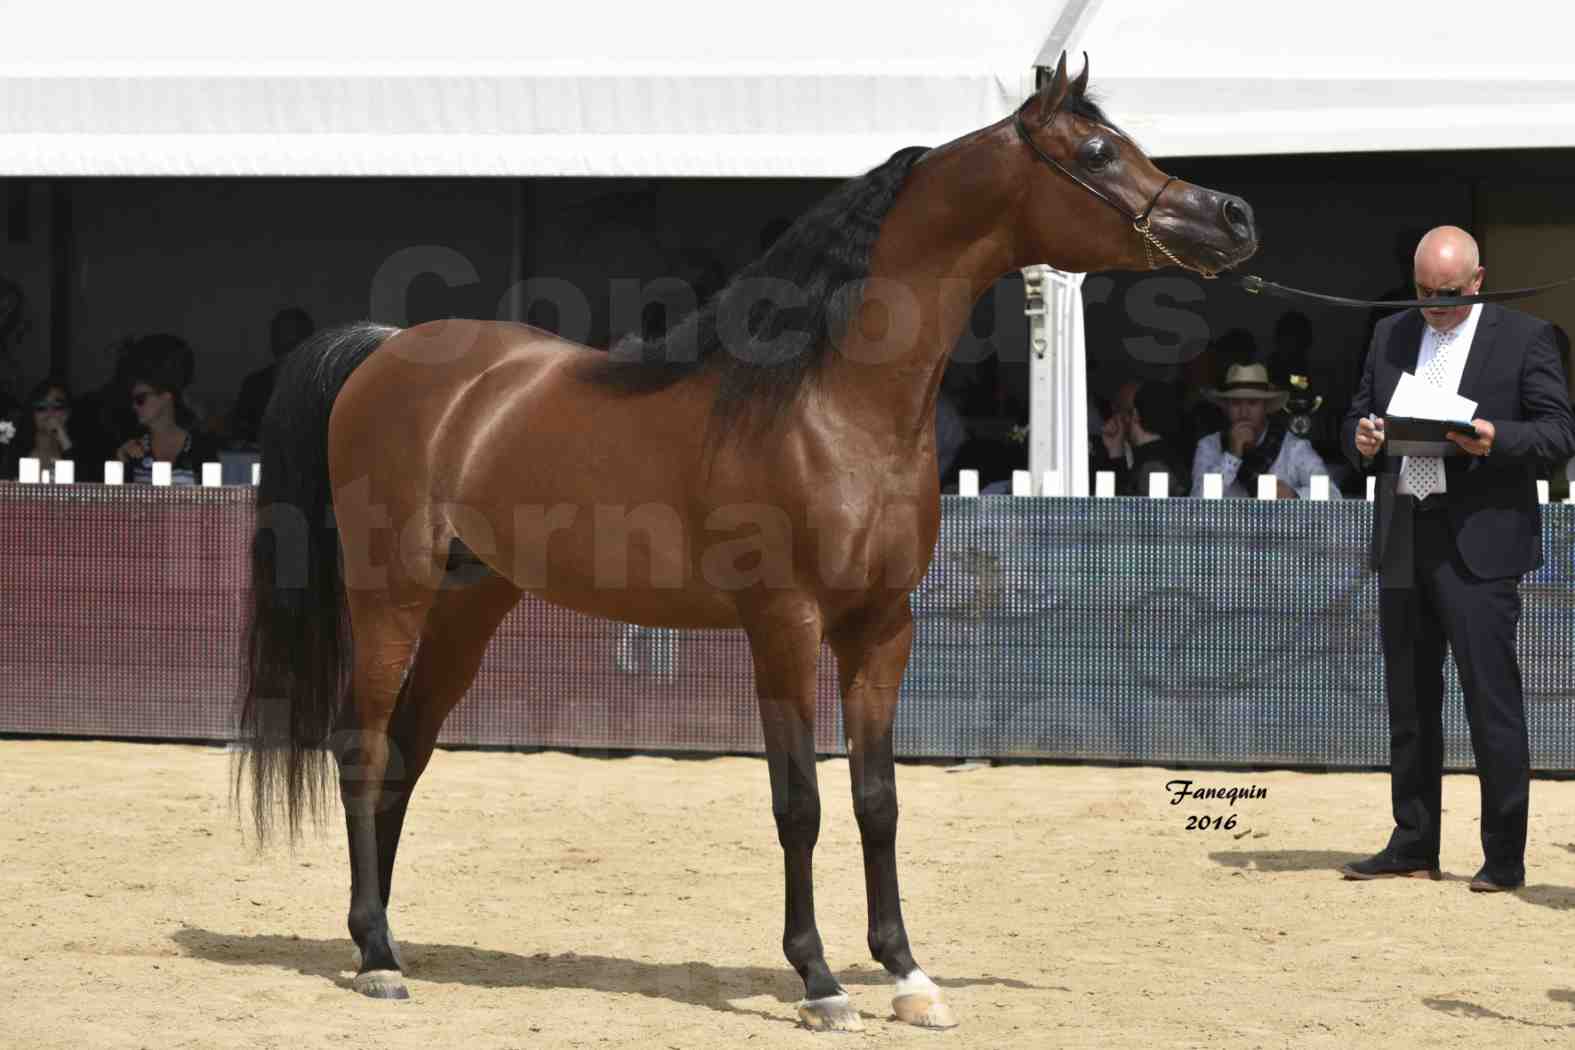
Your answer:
[116,345,220,486]
[1179,327,1255,461]
[13,378,76,476]
[1125,383,1190,496]
[231,307,315,446]
[1091,380,1190,496]
[67,338,144,481]
[0,393,18,479]
[1269,310,1314,383]
[1092,379,1139,480]
[1190,363,1335,499]
[934,381,969,484]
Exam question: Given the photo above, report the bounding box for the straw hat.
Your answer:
[1205,363,1289,413]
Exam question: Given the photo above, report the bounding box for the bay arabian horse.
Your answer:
[238,53,1257,1030]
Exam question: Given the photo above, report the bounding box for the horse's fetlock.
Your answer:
[868,923,912,968]
[783,929,827,970]
[347,903,386,943]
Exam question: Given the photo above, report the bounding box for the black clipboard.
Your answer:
[1383,415,1480,457]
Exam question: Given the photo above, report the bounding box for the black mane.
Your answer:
[583,145,931,438]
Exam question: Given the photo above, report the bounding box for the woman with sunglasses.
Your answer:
[116,360,218,486]
[11,377,76,478]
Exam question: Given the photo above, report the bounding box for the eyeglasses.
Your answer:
[33,400,68,411]
[1416,284,1464,300]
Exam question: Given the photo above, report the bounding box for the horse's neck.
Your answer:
[822,134,1026,446]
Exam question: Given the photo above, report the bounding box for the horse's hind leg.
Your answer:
[342,558,522,1001]
[338,583,432,1000]
[831,606,957,1029]
[373,573,523,913]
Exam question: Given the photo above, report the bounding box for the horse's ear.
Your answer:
[1031,50,1072,124]
[1071,52,1090,97]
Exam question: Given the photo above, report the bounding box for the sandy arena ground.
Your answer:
[6,741,1575,1049]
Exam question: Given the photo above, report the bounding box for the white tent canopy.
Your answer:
[3,0,1575,176]
[7,1,1575,174]
[1066,1,1575,158]
[2,0,1054,177]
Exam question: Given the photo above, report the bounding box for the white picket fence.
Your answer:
[6,461,1564,505]
[15,458,261,487]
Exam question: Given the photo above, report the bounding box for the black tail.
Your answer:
[236,322,400,843]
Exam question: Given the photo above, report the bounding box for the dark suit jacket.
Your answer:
[1341,304,1575,580]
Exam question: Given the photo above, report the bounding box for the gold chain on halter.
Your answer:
[1135,217,1218,280]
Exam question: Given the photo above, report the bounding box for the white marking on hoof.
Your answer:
[797,993,865,1032]
[353,969,409,1000]
[892,969,958,1028]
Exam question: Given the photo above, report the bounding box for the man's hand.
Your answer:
[1448,419,1494,457]
[1276,480,1297,499]
[1228,421,1256,457]
[1355,416,1385,458]
[1100,414,1125,459]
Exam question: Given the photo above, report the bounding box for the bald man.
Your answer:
[1341,226,1575,891]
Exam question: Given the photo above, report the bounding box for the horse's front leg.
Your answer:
[746,606,861,1032]
[833,606,958,1029]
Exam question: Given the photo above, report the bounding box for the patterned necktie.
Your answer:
[1399,325,1460,500]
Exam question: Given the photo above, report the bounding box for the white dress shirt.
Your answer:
[1395,304,1482,496]
[1190,426,1336,499]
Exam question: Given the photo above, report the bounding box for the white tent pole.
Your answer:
[1034,0,1106,71]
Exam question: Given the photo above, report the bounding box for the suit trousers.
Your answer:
[1379,502,1528,878]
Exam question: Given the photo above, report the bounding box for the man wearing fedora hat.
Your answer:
[1341,226,1575,892]
[1190,362,1334,498]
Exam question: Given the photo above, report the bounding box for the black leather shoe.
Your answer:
[1468,865,1524,893]
[1341,850,1441,881]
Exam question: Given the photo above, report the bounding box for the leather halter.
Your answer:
[1012,99,1213,278]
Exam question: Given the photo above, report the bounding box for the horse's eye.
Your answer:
[1083,139,1116,173]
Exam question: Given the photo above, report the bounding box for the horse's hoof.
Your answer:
[353,969,410,1000]
[797,993,865,1032]
[893,971,959,1029]
[893,992,957,1028]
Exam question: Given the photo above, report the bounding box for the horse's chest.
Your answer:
[802,494,938,591]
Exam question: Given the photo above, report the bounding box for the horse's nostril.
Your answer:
[1221,197,1254,243]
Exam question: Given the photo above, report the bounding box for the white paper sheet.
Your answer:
[1387,370,1477,423]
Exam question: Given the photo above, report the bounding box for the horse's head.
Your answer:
[1013,52,1257,277]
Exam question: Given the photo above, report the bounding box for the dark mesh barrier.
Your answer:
[4,483,1574,770]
